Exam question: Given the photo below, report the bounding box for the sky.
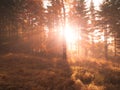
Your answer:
[43,0,104,9]
[86,0,104,9]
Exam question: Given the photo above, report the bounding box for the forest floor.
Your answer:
[0,40,120,90]
[0,52,120,90]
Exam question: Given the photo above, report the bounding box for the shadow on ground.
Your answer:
[0,40,120,90]
[0,52,79,90]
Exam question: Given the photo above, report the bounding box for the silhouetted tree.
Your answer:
[61,0,67,59]
[0,0,18,39]
[69,0,88,56]
[88,0,98,57]
[0,0,46,54]
[45,0,63,56]
[99,0,120,57]
[0,0,45,38]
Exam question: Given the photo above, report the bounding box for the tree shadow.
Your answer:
[0,40,79,90]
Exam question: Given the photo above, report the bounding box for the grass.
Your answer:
[0,53,120,90]
[0,53,76,90]
[70,57,120,90]
[0,39,120,90]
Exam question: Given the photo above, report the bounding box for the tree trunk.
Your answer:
[114,33,117,56]
[104,29,108,59]
[62,0,67,60]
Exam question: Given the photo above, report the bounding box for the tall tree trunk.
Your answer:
[62,0,67,60]
[114,33,120,56]
[104,29,108,59]
[91,33,95,57]
[114,33,117,56]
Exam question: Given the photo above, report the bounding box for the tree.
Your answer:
[61,0,67,59]
[62,0,89,57]
[45,0,64,56]
[46,0,62,37]
[0,0,46,54]
[71,0,88,56]
[0,0,18,39]
[88,0,98,57]
[99,0,120,57]
[0,0,45,38]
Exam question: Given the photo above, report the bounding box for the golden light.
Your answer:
[63,24,83,55]
[64,25,78,44]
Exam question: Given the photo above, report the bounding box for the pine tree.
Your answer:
[100,0,120,57]
[75,0,89,56]
[45,0,66,57]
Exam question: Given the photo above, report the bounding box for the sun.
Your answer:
[64,25,77,43]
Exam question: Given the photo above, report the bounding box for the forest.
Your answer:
[0,0,120,90]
